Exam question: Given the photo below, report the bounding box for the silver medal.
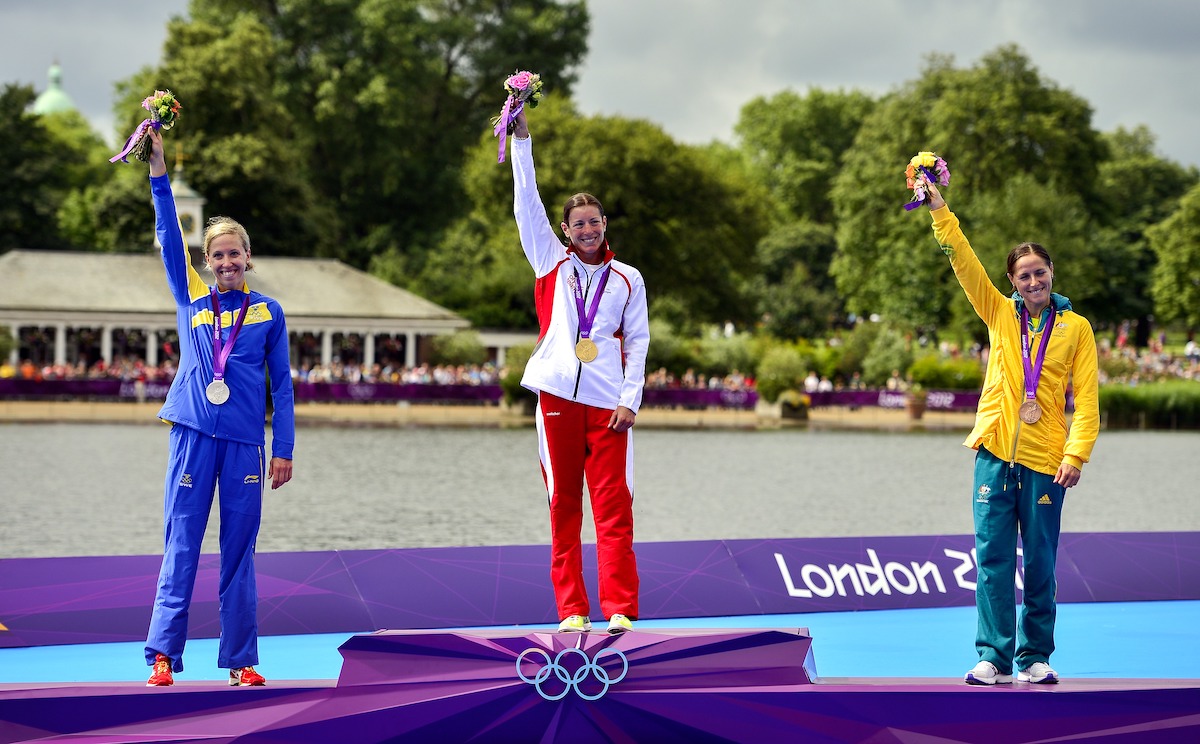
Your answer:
[206,379,230,405]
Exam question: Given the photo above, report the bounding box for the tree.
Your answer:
[735,88,876,224]
[830,46,1107,333]
[1147,183,1200,329]
[110,11,327,258]
[398,97,773,329]
[178,0,589,269]
[752,220,841,338]
[0,85,69,252]
[1088,126,1198,341]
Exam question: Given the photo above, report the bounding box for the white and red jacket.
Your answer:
[511,136,650,412]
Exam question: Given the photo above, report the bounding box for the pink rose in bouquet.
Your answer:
[492,69,544,163]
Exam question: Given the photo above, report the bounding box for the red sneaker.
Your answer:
[229,666,266,686]
[147,653,174,687]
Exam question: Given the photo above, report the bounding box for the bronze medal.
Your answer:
[1019,399,1042,424]
[575,338,598,363]
[206,379,230,405]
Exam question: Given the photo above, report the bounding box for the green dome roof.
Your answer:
[32,63,76,115]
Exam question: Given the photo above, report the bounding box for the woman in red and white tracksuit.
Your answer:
[509,108,650,635]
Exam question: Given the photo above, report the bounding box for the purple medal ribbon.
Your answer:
[211,289,251,383]
[1020,304,1056,405]
[572,263,611,344]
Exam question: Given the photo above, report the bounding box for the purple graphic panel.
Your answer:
[2,643,1198,742]
[2,379,984,410]
[336,628,817,690]
[2,533,1198,649]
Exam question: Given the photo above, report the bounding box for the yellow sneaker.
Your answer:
[607,614,633,634]
[557,615,592,632]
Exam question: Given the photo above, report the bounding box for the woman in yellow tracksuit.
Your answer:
[922,180,1099,686]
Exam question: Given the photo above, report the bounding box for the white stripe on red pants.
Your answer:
[536,391,638,620]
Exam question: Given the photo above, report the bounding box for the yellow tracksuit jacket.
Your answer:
[931,206,1100,475]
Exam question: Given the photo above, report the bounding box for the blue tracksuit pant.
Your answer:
[972,446,1064,674]
[145,424,264,672]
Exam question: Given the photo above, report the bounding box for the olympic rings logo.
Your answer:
[515,646,629,701]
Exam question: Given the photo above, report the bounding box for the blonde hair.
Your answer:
[202,216,254,271]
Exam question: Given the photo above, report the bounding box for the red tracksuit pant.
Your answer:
[536,391,639,621]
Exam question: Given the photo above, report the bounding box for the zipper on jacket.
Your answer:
[1005,419,1023,493]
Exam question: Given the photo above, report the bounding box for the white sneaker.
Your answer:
[1018,661,1059,684]
[557,615,591,633]
[607,614,633,634]
[964,660,1013,686]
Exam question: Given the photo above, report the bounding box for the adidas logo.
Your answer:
[1037,494,1053,505]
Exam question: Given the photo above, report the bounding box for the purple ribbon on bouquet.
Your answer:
[903,165,940,211]
[493,97,525,164]
[109,119,160,164]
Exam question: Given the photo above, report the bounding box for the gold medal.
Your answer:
[575,338,598,363]
[206,379,230,405]
[1019,399,1042,424]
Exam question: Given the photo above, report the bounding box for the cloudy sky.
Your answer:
[4,0,1198,167]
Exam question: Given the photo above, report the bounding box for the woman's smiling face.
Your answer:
[206,233,250,291]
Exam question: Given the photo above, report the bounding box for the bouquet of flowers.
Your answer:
[902,151,950,210]
[110,89,183,164]
[492,70,544,163]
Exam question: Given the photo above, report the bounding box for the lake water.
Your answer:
[1,423,1196,558]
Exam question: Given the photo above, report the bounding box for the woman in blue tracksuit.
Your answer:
[142,128,295,687]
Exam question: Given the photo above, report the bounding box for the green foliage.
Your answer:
[428,331,488,366]
[736,88,876,224]
[831,45,1107,332]
[833,321,883,380]
[1097,351,1137,382]
[108,0,589,269]
[499,341,537,407]
[644,318,701,377]
[58,167,156,252]
[907,353,983,390]
[755,345,807,403]
[810,343,845,381]
[1099,381,1200,429]
[860,326,912,387]
[0,84,69,251]
[1147,183,1200,328]
[752,220,842,338]
[0,326,15,360]
[1089,127,1199,327]
[696,327,755,379]
[416,96,772,329]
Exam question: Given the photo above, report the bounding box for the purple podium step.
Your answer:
[3,628,1199,742]
[335,626,818,694]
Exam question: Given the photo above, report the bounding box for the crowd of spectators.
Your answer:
[645,367,753,391]
[294,361,501,386]
[4,336,1198,389]
[1097,336,1200,384]
[0,356,504,387]
[0,356,178,383]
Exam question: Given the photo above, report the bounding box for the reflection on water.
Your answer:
[1,423,1196,558]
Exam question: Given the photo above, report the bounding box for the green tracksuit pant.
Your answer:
[972,446,1065,674]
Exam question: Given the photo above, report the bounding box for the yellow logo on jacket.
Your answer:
[191,302,273,329]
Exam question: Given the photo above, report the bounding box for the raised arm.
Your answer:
[510,109,566,276]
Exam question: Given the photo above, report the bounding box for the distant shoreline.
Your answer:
[0,399,977,432]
